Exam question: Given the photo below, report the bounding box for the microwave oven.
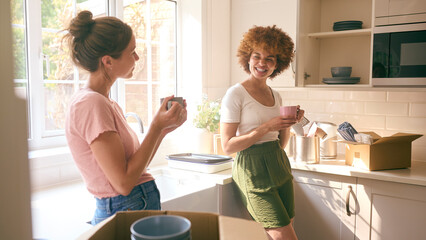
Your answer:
[372,23,426,87]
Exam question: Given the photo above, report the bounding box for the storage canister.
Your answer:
[294,136,320,164]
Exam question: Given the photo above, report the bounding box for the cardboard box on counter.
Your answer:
[344,132,422,171]
[77,210,268,240]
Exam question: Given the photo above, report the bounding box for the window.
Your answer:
[11,0,177,150]
[118,0,177,127]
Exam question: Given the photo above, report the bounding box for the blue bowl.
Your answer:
[131,215,191,240]
[331,67,352,77]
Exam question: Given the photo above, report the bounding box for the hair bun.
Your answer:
[68,10,96,40]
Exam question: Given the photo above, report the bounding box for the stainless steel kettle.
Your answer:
[315,122,337,159]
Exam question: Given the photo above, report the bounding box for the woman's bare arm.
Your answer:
[90,95,186,196]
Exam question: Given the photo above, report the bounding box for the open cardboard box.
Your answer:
[77,210,268,240]
[344,132,422,170]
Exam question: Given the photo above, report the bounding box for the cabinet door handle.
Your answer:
[346,185,354,216]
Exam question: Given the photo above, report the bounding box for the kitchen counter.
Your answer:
[158,157,426,187]
[290,157,426,187]
[149,164,234,185]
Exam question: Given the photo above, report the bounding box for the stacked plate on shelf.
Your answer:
[322,77,360,84]
[333,20,362,31]
[323,66,360,84]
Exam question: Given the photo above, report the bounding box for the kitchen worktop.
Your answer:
[160,157,426,187]
[290,157,426,187]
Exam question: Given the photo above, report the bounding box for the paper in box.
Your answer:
[77,210,268,240]
[344,132,422,171]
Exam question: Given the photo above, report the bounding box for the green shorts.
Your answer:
[233,140,295,228]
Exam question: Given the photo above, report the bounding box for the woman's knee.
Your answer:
[265,222,298,240]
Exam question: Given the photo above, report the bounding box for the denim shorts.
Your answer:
[91,180,161,225]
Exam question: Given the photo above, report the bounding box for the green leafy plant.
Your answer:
[193,96,221,133]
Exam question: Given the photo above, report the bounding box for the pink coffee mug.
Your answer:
[280,106,298,118]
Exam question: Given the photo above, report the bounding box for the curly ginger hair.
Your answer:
[237,25,294,79]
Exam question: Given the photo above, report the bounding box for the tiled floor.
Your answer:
[31,181,95,240]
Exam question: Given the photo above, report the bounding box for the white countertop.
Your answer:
[149,164,234,185]
[156,157,426,187]
[290,157,426,187]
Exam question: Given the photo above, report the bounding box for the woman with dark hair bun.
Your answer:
[220,25,303,239]
[64,11,187,225]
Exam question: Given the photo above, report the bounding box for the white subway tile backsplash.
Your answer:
[324,101,365,114]
[295,100,326,113]
[387,92,426,103]
[411,103,426,117]
[304,113,345,126]
[322,114,347,126]
[346,91,386,102]
[308,90,345,100]
[343,115,386,130]
[279,90,309,100]
[365,102,409,116]
[386,116,426,132]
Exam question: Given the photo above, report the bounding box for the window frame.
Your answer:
[16,0,178,151]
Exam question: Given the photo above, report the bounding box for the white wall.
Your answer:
[178,0,203,105]
[203,0,231,101]
[231,0,298,87]
[0,0,33,239]
[179,0,231,103]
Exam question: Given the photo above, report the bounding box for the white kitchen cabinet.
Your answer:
[293,166,426,240]
[292,170,357,240]
[161,186,219,213]
[356,178,426,240]
[217,181,252,220]
[161,180,253,220]
[296,0,373,87]
[375,0,426,26]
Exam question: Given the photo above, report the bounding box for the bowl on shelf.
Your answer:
[331,66,352,77]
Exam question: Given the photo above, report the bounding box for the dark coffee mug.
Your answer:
[160,97,184,110]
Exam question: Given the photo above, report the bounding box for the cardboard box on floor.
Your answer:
[344,132,422,171]
[77,210,268,240]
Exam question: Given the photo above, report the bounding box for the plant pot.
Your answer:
[191,128,214,154]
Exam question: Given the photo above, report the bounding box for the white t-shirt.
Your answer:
[220,83,282,144]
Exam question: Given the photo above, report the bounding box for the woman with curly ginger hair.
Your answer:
[220,25,303,240]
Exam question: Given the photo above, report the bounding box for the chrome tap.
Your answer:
[124,112,144,134]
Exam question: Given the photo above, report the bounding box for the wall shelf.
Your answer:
[303,83,372,88]
[308,28,372,39]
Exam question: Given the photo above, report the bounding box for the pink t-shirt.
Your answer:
[65,88,153,198]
